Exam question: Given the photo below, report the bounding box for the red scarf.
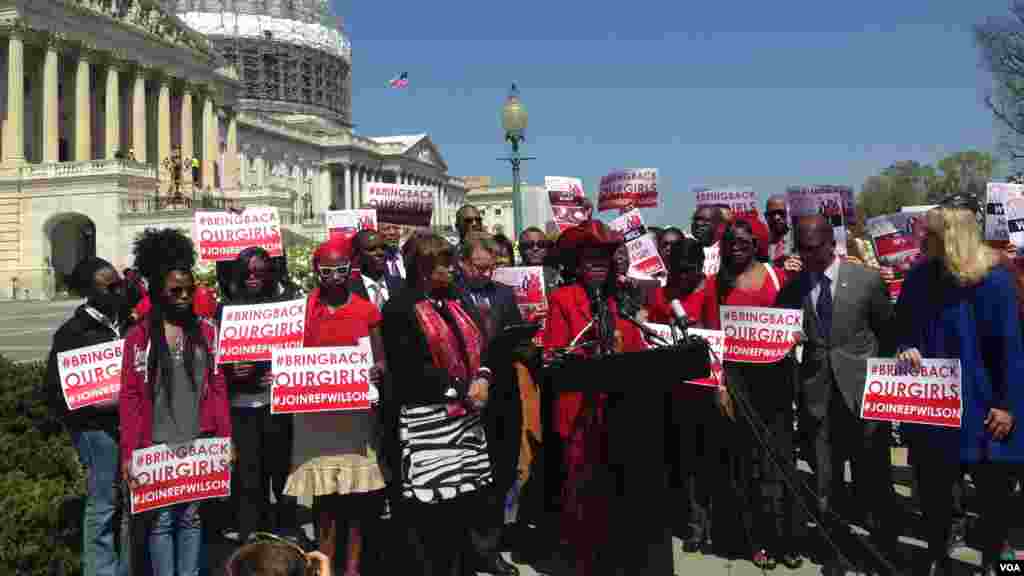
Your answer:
[414,298,483,383]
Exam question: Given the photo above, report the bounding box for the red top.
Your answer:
[646,284,706,326]
[119,318,231,468]
[304,289,381,348]
[543,283,648,439]
[702,264,784,330]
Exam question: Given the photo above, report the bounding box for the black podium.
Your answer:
[543,341,711,576]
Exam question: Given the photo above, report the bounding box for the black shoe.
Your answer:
[473,554,519,576]
[777,553,803,570]
[682,538,701,553]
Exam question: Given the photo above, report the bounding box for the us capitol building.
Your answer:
[0,0,467,299]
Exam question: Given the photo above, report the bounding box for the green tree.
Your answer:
[977,3,1024,162]
[931,151,995,203]
[858,161,932,219]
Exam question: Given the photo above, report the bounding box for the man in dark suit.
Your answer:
[351,229,404,309]
[776,215,899,576]
[457,235,523,576]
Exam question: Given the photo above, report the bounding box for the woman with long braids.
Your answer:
[119,228,232,576]
[702,219,802,570]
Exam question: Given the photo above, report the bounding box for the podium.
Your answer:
[542,341,711,576]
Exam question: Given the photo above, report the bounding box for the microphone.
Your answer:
[669,299,693,339]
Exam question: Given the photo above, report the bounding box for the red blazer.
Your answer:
[119,318,231,468]
[543,283,647,439]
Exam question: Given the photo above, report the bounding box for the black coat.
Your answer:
[45,305,127,435]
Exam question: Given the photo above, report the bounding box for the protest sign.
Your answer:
[365,182,433,227]
[326,209,377,238]
[694,186,759,217]
[271,339,375,414]
[194,207,283,262]
[608,209,667,279]
[1006,197,1024,248]
[216,299,306,364]
[598,169,658,212]
[866,213,923,271]
[984,182,1024,241]
[130,437,232,514]
[861,358,962,428]
[545,176,591,232]
[57,339,124,411]
[703,243,720,276]
[493,266,548,346]
[785,188,848,256]
[786,185,855,223]
[720,306,803,364]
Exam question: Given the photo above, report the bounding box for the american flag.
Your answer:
[389,72,409,89]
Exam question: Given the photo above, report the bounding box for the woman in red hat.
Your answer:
[543,220,648,575]
[284,233,386,576]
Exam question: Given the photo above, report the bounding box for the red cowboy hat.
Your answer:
[554,219,623,253]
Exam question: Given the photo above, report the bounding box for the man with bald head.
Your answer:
[765,195,790,263]
[776,214,899,575]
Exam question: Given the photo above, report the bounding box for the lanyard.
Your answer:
[83,306,120,338]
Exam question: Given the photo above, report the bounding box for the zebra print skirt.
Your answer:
[398,403,493,503]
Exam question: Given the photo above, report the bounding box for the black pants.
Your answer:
[666,392,716,542]
[808,386,898,570]
[230,406,296,541]
[468,486,506,562]
[395,491,487,576]
[909,438,1015,565]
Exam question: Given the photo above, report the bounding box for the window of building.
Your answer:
[494,208,502,216]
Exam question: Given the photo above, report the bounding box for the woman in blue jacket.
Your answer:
[894,195,1022,575]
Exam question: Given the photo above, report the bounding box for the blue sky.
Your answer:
[336,0,1007,227]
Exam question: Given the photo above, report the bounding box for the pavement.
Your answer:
[0,297,84,363]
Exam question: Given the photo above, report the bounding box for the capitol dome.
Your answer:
[175,0,352,124]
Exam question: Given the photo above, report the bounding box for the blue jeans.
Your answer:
[72,429,126,576]
[149,502,202,576]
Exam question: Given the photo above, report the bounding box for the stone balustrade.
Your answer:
[18,159,157,180]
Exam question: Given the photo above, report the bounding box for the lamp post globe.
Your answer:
[502,86,529,237]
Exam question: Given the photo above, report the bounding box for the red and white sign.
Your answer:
[687,328,725,387]
[130,437,232,514]
[608,209,666,279]
[1006,197,1024,248]
[861,358,962,428]
[194,207,283,262]
[598,168,658,212]
[785,189,848,257]
[545,176,591,232]
[984,182,1024,241]
[694,186,759,217]
[494,266,548,346]
[216,299,307,364]
[326,209,377,238]
[271,339,374,414]
[720,306,803,364]
[366,183,434,227]
[786,185,855,224]
[57,339,124,411]
[703,243,720,276]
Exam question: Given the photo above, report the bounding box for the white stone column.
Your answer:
[318,167,332,217]
[157,76,171,178]
[226,111,238,193]
[41,36,60,163]
[131,68,147,163]
[254,151,265,188]
[358,168,367,206]
[180,85,193,185]
[105,62,121,159]
[342,164,351,209]
[201,92,214,189]
[74,51,92,161]
[4,31,25,165]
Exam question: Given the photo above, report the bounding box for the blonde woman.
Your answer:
[894,195,1022,575]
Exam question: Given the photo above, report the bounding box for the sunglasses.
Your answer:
[225,532,318,576]
[766,209,787,218]
[520,240,551,250]
[318,264,351,279]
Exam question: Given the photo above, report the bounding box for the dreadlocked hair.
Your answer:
[132,228,209,419]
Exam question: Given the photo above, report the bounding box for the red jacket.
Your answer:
[543,284,648,439]
[118,318,231,468]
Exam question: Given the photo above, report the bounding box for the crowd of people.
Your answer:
[44,194,1022,576]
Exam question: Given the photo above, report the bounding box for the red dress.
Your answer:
[543,283,647,551]
[702,264,785,329]
[304,289,381,347]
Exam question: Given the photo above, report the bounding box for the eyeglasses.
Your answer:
[520,240,551,250]
[165,285,196,298]
[766,209,787,219]
[318,264,351,279]
[462,217,483,225]
[468,261,495,275]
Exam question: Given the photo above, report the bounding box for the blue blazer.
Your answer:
[895,260,1023,463]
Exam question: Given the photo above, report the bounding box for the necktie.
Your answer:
[816,273,833,340]
[370,284,383,309]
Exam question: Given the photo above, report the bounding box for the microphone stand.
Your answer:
[621,315,672,347]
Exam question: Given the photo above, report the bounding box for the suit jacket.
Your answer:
[459,280,524,492]
[776,260,894,422]
[350,271,404,305]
